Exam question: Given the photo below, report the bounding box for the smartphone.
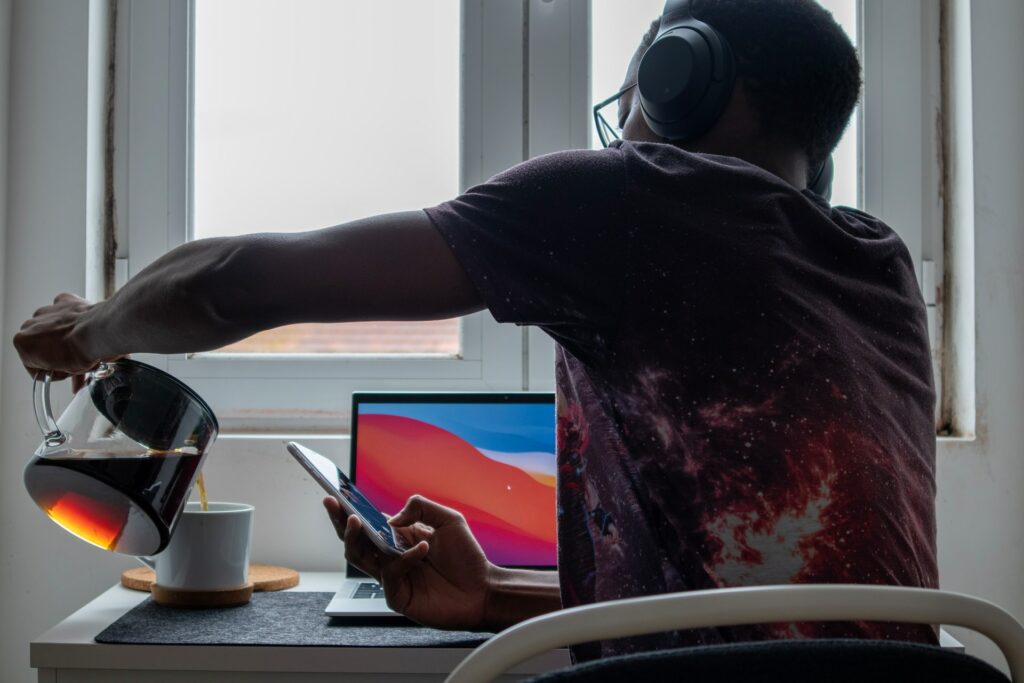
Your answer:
[286,441,409,556]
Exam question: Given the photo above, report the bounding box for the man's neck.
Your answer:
[684,137,809,190]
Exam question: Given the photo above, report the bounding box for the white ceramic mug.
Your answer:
[138,502,253,591]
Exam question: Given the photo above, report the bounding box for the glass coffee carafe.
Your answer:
[24,360,218,556]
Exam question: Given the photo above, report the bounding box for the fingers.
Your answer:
[54,292,84,305]
[344,516,383,578]
[325,498,434,619]
[385,541,430,576]
[324,497,383,578]
[15,293,98,379]
[379,541,430,612]
[394,522,435,547]
[323,496,349,532]
[389,495,464,529]
[24,367,70,382]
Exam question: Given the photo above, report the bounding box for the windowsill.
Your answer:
[936,434,978,447]
[219,431,349,441]
[212,411,351,435]
[218,430,978,446]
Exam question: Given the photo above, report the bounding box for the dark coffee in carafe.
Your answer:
[24,360,218,555]
[24,448,203,554]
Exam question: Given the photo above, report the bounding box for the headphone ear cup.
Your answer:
[638,21,735,141]
[808,156,834,202]
[638,30,712,130]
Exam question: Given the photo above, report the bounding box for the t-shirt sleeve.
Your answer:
[423,146,628,330]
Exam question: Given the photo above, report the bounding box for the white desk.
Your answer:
[31,574,966,682]
[31,572,570,683]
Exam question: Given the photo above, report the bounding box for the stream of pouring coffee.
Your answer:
[196,472,209,512]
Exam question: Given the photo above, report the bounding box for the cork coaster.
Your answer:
[121,566,159,592]
[247,564,300,591]
[151,582,254,609]
[122,564,300,593]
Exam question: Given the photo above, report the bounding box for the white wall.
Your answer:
[0,2,112,681]
[933,0,1024,672]
[0,0,8,413]
[0,1,1022,682]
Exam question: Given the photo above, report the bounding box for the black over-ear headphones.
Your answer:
[637,0,735,142]
[637,0,834,201]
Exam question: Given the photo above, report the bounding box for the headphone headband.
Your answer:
[660,0,694,28]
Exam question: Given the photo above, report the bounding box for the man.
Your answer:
[15,0,936,660]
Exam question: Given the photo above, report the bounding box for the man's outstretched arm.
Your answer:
[15,211,484,377]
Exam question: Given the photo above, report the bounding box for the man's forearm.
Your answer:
[483,568,562,632]
[73,236,260,360]
[68,211,483,362]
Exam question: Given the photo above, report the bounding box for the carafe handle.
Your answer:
[32,374,67,447]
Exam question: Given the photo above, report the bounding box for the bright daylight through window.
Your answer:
[590,0,859,209]
[193,0,461,354]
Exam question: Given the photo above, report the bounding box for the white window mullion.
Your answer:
[111,0,134,296]
[861,0,940,273]
[527,0,590,158]
[524,0,590,390]
[862,0,947,429]
[464,0,527,184]
[467,0,529,391]
[120,0,187,377]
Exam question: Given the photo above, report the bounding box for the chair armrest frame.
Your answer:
[446,585,1024,683]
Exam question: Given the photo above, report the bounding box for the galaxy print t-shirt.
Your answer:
[424,140,938,660]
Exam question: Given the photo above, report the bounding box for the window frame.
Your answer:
[117,0,949,431]
[859,0,948,429]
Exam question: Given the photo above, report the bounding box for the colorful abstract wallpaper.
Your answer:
[355,402,557,566]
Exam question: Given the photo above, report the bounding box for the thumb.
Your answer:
[389,495,463,529]
[381,540,430,585]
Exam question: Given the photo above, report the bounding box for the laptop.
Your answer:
[325,391,557,617]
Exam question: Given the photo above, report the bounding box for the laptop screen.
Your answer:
[352,393,557,568]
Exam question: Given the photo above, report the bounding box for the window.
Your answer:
[117,0,527,428]
[119,0,943,430]
[193,0,461,354]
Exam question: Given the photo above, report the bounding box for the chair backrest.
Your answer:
[523,639,1010,683]
[444,585,1024,683]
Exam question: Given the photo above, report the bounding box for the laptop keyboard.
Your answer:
[352,582,387,599]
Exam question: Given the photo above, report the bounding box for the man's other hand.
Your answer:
[324,494,496,631]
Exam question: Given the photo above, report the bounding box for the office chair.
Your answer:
[445,585,1024,683]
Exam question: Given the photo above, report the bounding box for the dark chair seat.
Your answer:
[525,639,1009,683]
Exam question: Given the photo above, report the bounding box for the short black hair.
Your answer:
[633,0,861,171]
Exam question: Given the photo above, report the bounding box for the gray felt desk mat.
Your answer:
[95,592,491,648]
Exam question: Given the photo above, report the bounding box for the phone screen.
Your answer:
[287,442,405,553]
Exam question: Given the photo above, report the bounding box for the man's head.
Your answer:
[620,0,860,188]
